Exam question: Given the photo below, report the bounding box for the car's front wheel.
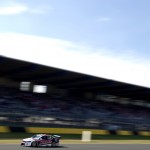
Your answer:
[31,141,37,147]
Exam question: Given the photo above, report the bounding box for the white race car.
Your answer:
[21,134,61,147]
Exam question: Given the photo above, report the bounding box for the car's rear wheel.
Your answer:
[31,141,37,147]
[51,142,56,147]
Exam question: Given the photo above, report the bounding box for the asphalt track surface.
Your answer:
[0,144,150,150]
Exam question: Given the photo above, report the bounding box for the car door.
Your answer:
[46,136,52,145]
[40,136,47,145]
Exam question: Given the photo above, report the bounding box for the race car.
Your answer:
[21,134,61,147]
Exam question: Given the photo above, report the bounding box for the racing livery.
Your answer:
[21,134,61,147]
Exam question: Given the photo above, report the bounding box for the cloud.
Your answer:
[0,32,150,88]
[0,4,28,15]
[29,5,53,14]
[0,2,52,15]
[96,16,111,22]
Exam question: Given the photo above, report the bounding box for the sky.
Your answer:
[0,0,150,88]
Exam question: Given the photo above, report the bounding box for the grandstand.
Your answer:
[0,55,150,132]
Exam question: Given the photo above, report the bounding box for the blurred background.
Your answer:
[0,56,150,140]
[0,0,150,140]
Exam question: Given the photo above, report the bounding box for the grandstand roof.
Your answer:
[0,55,150,101]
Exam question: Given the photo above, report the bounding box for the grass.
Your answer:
[0,139,150,144]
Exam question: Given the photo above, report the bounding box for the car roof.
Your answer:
[35,134,50,136]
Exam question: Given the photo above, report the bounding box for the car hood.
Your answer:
[23,138,34,142]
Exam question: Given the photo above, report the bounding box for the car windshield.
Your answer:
[32,135,41,139]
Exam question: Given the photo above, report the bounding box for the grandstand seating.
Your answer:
[0,86,150,131]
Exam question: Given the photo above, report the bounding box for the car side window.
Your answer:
[47,136,51,140]
[42,136,48,140]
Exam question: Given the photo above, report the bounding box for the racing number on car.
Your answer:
[41,140,52,144]
[40,140,47,144]
[40,136,52,145]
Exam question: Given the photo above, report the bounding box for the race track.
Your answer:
[0,144,150,150]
